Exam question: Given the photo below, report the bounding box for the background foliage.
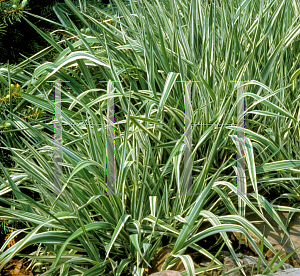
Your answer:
[0,0,110,63]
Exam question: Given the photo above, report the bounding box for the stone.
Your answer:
[254,268,300,275]
[237,253,293,270]
[245,210,300,257]
[265,245,287,261]
[291,258,300,268]
[219,253,294,275]
[149,271,182,276]
[221,256,243,276]
[229,209,300,267]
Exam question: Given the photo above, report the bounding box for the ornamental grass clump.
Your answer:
[0,0,300,275]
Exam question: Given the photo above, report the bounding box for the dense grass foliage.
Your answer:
[0,0,300,275]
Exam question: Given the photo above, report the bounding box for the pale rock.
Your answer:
[254,268,300,276]
[149,270,182,276]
